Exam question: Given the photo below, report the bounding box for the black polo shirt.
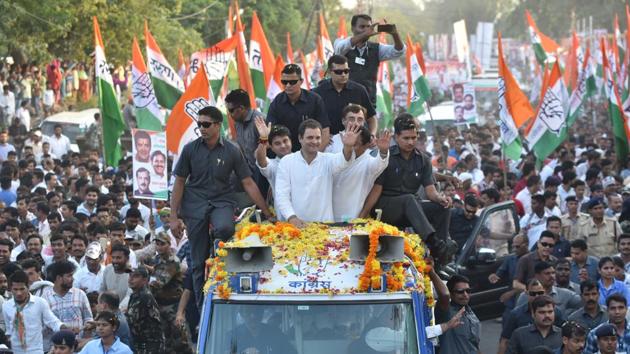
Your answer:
[266,89,330,151]
[449,208,479,249]
[374,145,434,196]
[172,136,251,219]
[312,78,376,135]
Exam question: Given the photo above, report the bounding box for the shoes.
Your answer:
[428,237,459,266]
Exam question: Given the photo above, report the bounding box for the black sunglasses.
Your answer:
[281,79,300,86]
[332,69,350,75]
[540,242,555,248]
[197,121,220,128]
[529,291,545,296]
[227,106,241,113]
[453,288,471,294]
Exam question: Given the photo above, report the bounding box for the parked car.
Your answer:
[440,201,520,320]
[39,108,100,153]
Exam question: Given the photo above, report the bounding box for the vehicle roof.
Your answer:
[205,220,431,300]
[41,108,99,126]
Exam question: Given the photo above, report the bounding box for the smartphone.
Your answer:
[377,24,394,33]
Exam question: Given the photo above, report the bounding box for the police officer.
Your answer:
[148,232,192,354]
[576,198,623,258]
[126,266,165,354]
[333,14,405,105]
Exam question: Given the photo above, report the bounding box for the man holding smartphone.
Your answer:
[333,14,405,106]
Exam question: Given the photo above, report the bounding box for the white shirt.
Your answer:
[0,91,15,117]
[45,134,72,158]
[515,188,533,215]
[325,133,343,153]
[257,157,282,219]
[119,203,151,230]
[38,219,50,240]
[10,242,26,261]
[2,295,63,354]
[332,150,388,221]
[43,89,55,106]
[15,107,31,130]
[558,185,575,213]
[520,210,553,249]
[276,150,354,222]
[469,168,484,186]
[73,265,104,293]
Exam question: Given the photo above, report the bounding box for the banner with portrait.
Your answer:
[132,129,168,200]
[451,82,478,125]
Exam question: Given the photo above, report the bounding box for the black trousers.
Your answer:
[375,194,451,242]
[184,205,235,311]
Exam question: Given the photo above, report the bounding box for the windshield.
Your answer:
[40,121,86,142]
[204,302,419,354]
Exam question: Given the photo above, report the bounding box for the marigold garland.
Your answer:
[203,219,435,306]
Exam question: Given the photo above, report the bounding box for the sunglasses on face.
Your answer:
[540,242,555,248]
[197,121,220,129]
[281,79,300,86]
[227,106,241,113]
[332,69,350,75]
[453,288,471,294]
[529,291,545,296]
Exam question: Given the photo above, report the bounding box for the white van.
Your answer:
[39,108,100,153]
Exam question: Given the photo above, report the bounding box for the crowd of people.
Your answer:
[0,12,627,354]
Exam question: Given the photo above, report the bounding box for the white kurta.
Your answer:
[275,150,353,222]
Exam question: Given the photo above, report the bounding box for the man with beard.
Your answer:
[507,295,562,353]
[100,244,132,307]
[2,270,65,354]
[568,279,609,331]
[124,208,149,247]
[41,261,93,349]
[21,258,53,297]
[557,321,587,354]
[584,294,630,354]
[77,186,99,217]
[73,242,103,293]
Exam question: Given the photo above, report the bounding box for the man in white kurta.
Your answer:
[332,127,390,222]
[275,119,359,226]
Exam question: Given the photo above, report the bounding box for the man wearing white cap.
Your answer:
[24,129,43,158]
[73,242,104,293]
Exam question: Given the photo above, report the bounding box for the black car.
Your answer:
[440,201,520,320]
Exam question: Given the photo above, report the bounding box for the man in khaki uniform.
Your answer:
[561,195,590,241]
[576,198,623,258]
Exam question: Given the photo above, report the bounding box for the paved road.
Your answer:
[479,319,502,354]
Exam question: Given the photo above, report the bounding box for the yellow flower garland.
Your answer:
[204,219,434,306]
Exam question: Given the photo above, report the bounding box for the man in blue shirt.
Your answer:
[0,176,15,207]
[569,239,599,283]
[489,233,529,323]
[584,294,630,354]
[79,310,132,354]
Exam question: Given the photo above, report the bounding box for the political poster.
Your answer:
[452,82,477,125]
[132,129,168,200]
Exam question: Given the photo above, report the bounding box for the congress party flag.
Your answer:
[319,13,334,64]
[144,21,184,110]
[525,10,559,66]
[131,37,164,131]
[93,17,126,167]
[189,35,238,101]
[406,35,431,117]
[498,32,533,160]
[266,55,285,103]
[602,39,630,162]
[337,16,348,39]
[250,11,276,109]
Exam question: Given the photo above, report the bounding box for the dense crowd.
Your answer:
[0,13,627,354]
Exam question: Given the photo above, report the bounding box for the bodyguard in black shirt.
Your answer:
[359,114,457,264]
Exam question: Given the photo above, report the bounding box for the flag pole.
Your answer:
[424,103,443,151]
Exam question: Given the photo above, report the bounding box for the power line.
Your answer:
[8,3,65,30]
[170,1,220,21]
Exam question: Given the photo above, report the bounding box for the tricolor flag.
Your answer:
[250,11,275,110]
[297,50,311,90]
[131,37,164,131]
[93,17,126,167]
[144,21,185,109]
[526,60,568,164]
[177,48,188,84]
[266,55,285,103]
[318,13,334,65]
[337,16,348,39]
[563,32,579,92]
[189,35,238,101]
[602,39,630,162]
[525,10,559,66]
[376,33,394,130]
[415,42,427,75]
[405,35,430,117]
[166,64,213,156]
[498,32,533,160]
[614,15,625,75]
[567,45,596,128]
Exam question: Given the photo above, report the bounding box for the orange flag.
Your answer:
[415,42,426,75]
[234,2,256,108]
[298,50,311,90]
[166,64,212,156]
[498,32,534,129]
[563,32,579,91]
[250,11,276,88]
[337,16,347,39]
[267,55,286,102]
[318,13,334,64]
[286,32,294,64]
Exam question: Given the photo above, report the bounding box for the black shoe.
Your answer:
[430,238,459,266]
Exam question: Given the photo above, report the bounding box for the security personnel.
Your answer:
[359,115,457,265]
[148,232,192,354]
[333,14,404,106]
[126,266,165,354]
[576,198,623,258]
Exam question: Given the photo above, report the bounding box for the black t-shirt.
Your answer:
[375,145,434,196]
